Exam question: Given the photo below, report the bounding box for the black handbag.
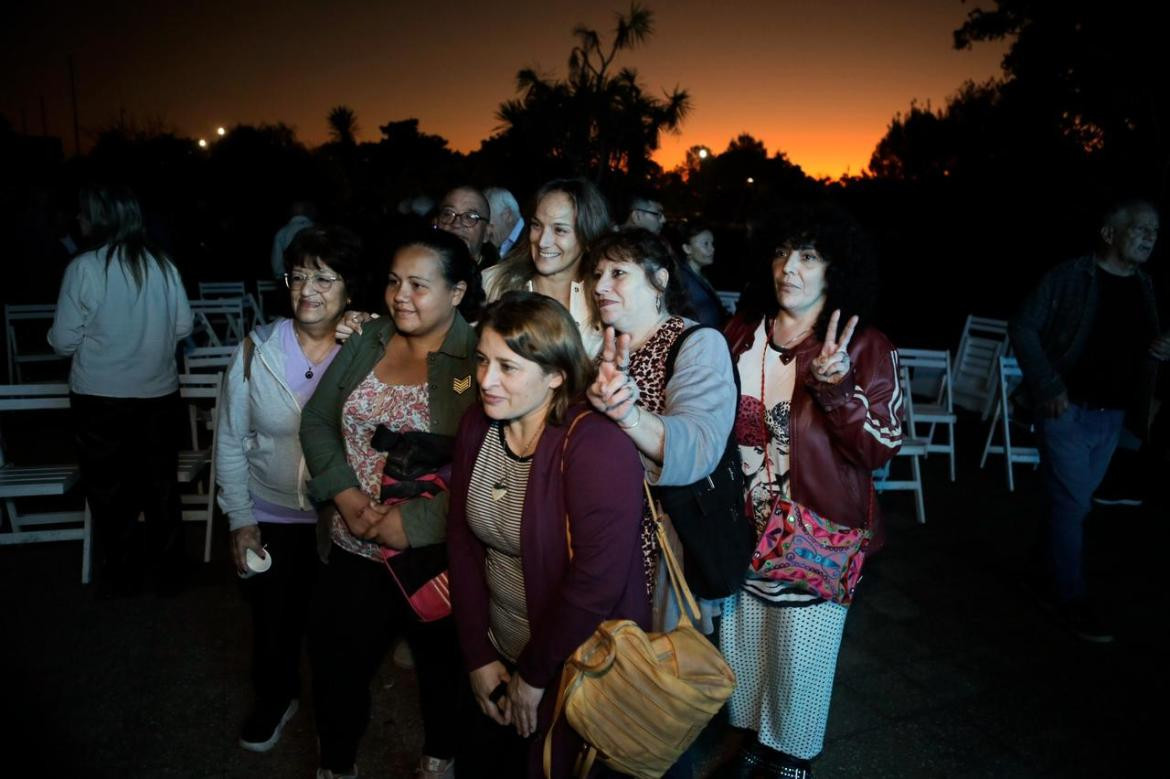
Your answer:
[651,325,756,599]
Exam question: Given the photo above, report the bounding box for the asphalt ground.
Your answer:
[1,410,1161,777]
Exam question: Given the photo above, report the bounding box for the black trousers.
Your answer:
[71,392,184,590]
[241,521,318,711]
[309,544,468,772]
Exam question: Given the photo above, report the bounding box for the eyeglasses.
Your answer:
[284,271,340,292]
[436,207,488,229]
[634,207,666,221]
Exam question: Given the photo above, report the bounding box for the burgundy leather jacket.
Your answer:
[725,315,904,552]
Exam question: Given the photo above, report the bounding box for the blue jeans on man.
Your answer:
[1038,404,1125,603]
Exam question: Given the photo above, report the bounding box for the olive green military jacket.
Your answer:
[300,314,479,546]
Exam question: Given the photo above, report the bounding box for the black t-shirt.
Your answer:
[1065,269,1148,409]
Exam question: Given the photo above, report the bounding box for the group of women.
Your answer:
[53,180,903,779]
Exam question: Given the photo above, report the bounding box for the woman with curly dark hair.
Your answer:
[721,204,903,778]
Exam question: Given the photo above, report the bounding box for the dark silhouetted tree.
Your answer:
[955,0,1168,197]
[327,106,359,146]
[489,3,690,189]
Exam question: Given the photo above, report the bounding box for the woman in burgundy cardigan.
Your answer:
[447,292,648,777]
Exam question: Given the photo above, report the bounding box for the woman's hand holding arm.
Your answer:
[334,488,380,535]
[360,504,409,549]
[506,673,545,738]
[469,662,512,726]
[334,310,378,343]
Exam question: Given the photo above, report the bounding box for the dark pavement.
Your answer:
[1,411,1162,777]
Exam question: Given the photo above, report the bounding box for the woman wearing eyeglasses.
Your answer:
[301,227,481,779]
[215,225,362,754]
[481,178,612,357]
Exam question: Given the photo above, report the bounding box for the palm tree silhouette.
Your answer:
[496,3,690,183]
[327,106,359,146]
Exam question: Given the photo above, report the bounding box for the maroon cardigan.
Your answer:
[447,403,650,689]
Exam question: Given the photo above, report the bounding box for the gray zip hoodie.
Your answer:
[215,321,315,531]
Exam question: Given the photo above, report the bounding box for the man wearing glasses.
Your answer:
[624,192,666,234]
[433,186,499,270]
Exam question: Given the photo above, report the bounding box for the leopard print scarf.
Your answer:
[626,316,687,596]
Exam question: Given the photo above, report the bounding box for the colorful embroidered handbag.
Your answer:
[749,497,870,605]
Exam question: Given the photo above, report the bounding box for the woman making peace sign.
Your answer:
[721,205,903,778]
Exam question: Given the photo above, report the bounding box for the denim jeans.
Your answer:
[1038,404,1125,603]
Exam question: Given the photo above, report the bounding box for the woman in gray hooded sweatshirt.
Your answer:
[215,225,363,754]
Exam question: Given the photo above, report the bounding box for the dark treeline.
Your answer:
[2,0,1167,347]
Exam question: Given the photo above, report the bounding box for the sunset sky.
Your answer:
[3,1,1009,180]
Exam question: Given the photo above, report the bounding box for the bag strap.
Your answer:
[664,323,742,396]
[645,480,701,623]
[241,337,256,382]
[559,409,593,561]
[543,665,591,779]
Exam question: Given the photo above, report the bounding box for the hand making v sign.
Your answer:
[810,309,859,385]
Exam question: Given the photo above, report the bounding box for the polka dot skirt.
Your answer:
[720,589,848,760]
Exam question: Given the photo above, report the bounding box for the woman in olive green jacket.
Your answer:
[302,228,479,779]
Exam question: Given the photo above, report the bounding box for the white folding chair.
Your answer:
[979,356,1041,492]
[0,383,92,582]
[5,304,69,383]
[178,373,223,562]
[198,281,246,298]
[952,315,1010,420]
[255,279,281,323]
[898,348,958,481]
[184,345,237,374]
[189,299,246,346]
[715,290,740,316]
[182,347,236,447]
[199,281,263,330]
[873,363,928,523]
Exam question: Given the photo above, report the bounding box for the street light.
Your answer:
[216,126,226,136]
[697,147,709,160]
[198,138,208,149]
[746,177,754,184]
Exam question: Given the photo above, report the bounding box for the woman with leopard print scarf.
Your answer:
[583,228,737,636]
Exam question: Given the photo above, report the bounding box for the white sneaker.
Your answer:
[238,699,298,753]
[392,638,415,670]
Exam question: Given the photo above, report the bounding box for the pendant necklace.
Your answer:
[295,328,327,380]
[492,420,545,502]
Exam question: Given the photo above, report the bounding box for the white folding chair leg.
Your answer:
[1002,401,1016,492]
[980,402,1001,469]
[81,501,92,584]
[946,424,956,482]
[203,462,216,563]
[911,454,926,524]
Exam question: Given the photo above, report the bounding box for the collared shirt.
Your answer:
[499,217,525,257]
[524,278,603,358]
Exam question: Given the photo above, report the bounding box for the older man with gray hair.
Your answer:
[1010,198,1165,643]
[484,187,524,257]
